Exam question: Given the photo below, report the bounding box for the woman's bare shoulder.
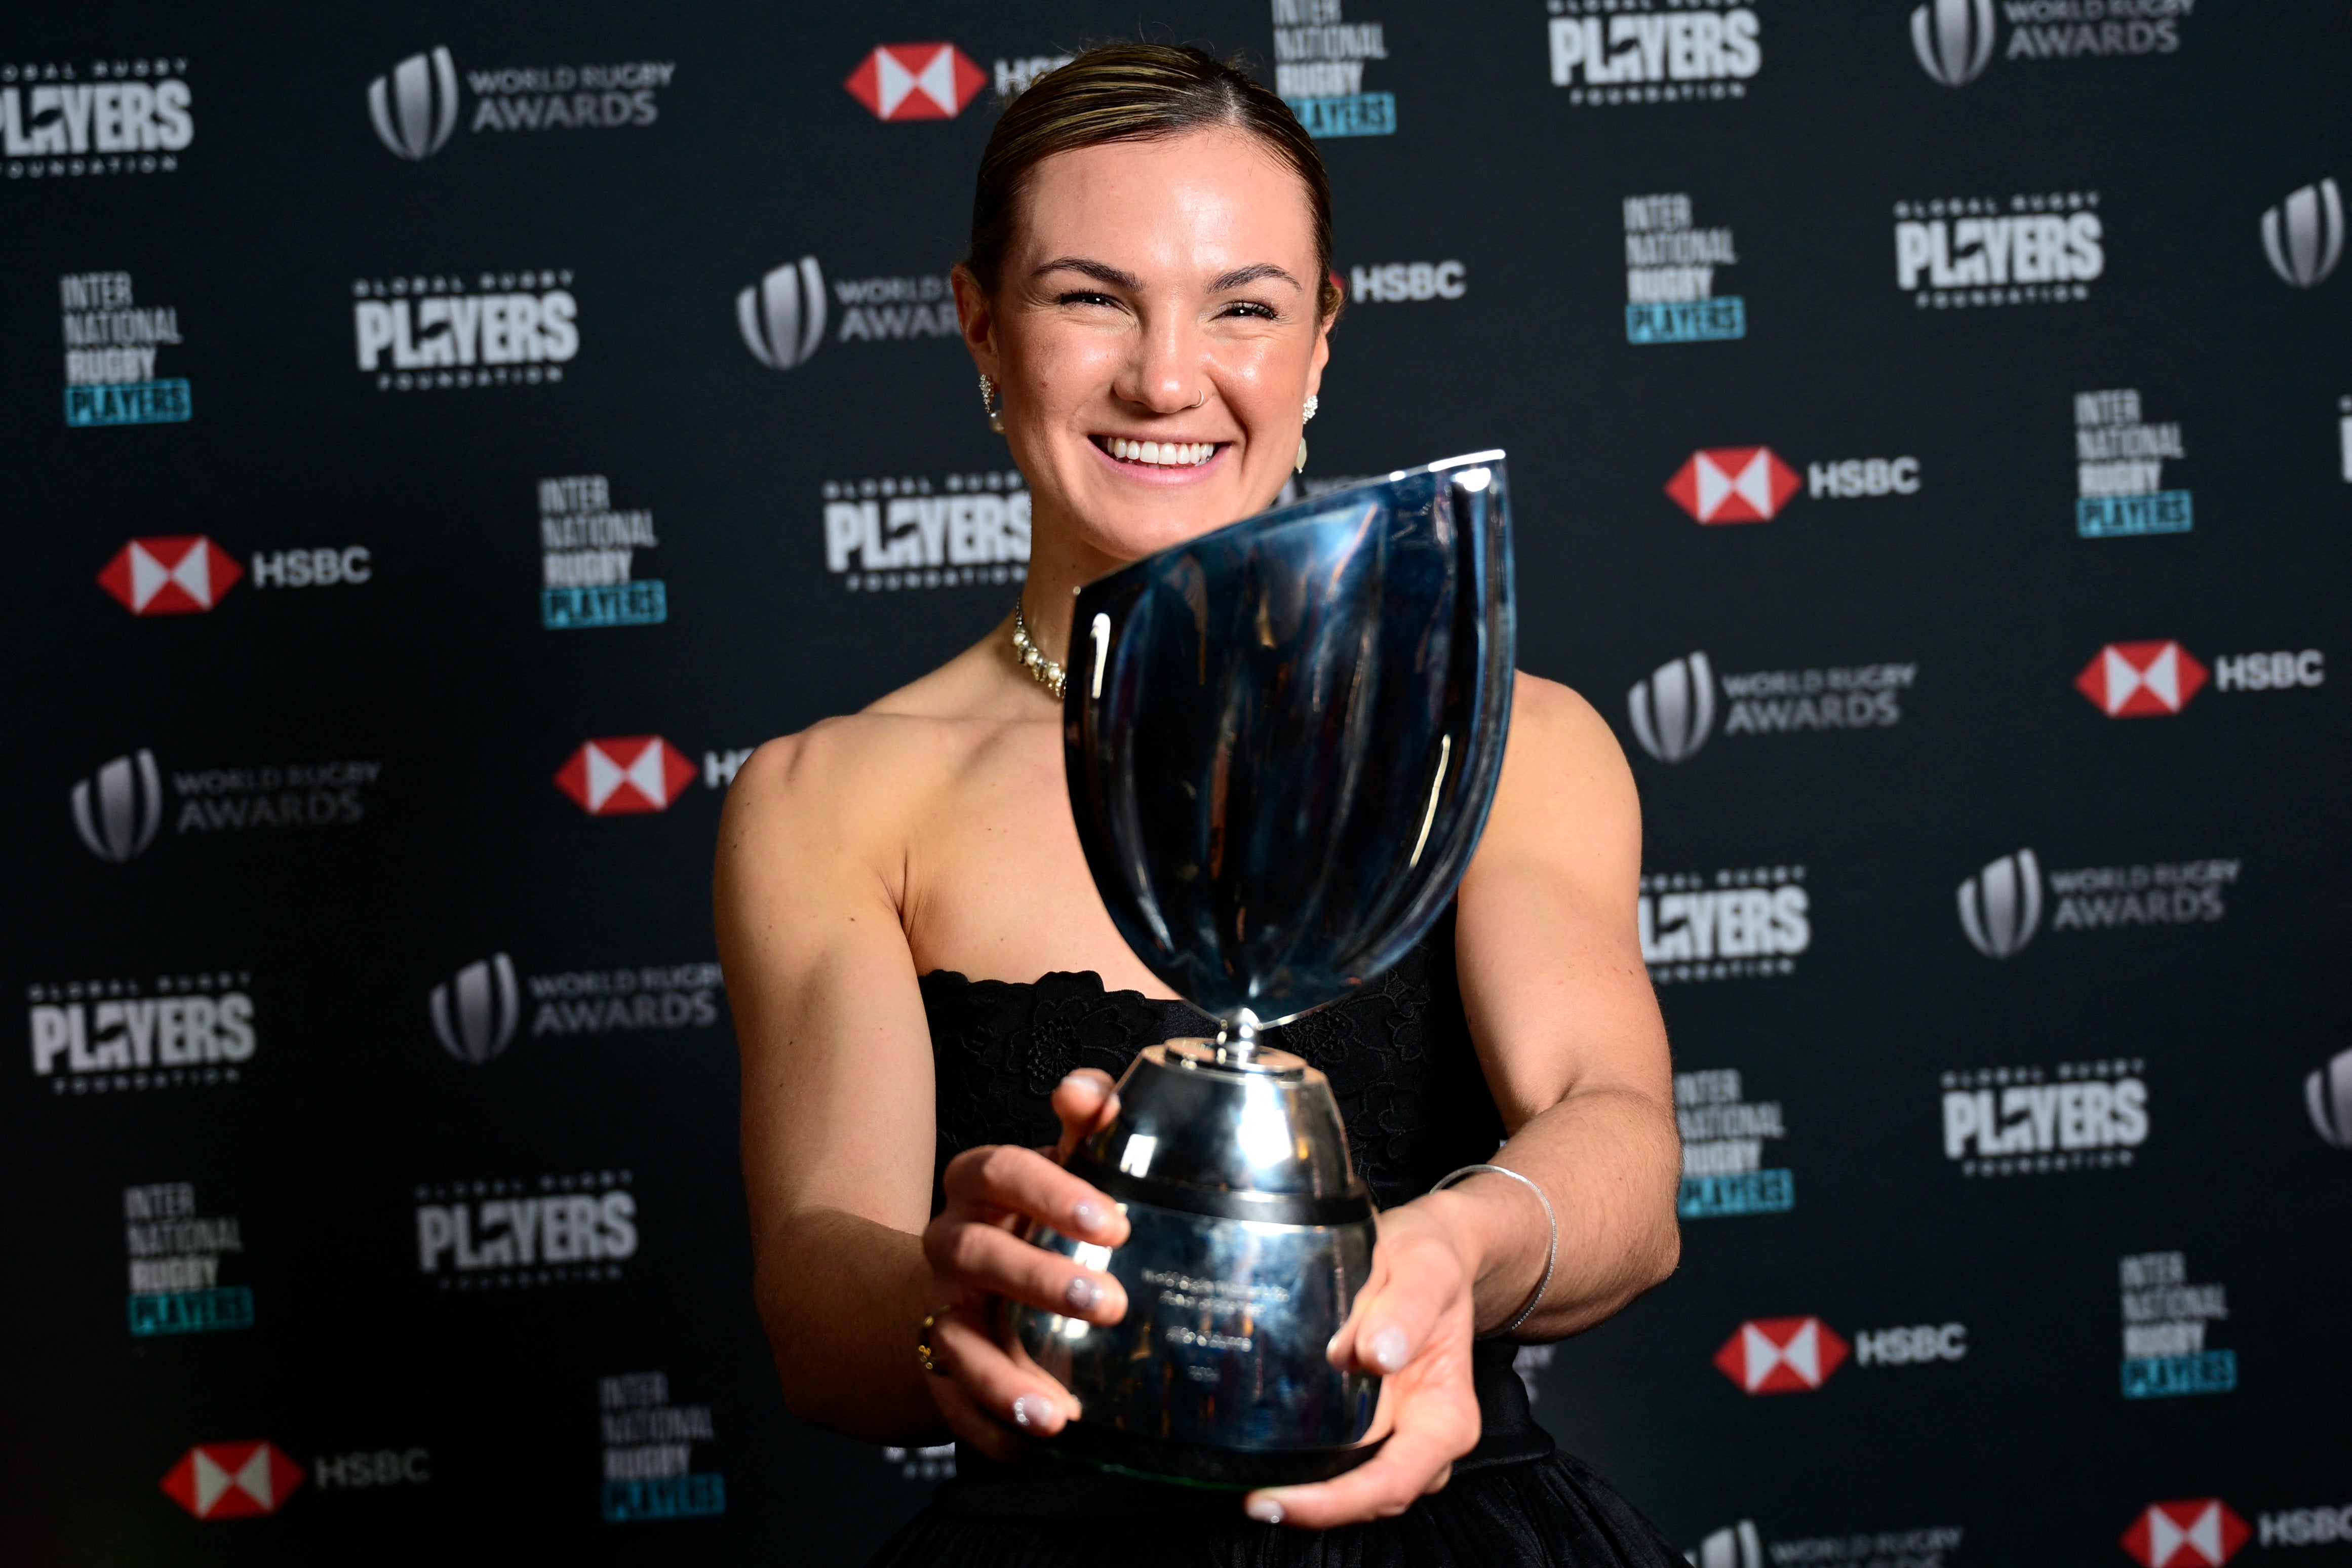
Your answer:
[718,635,1032,874]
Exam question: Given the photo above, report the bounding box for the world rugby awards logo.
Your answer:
[2262,178,2343,289]
[1958,849,2041,959]
[2306,1048,2352,1151]
[72,750,165,863]
[368,47,459,161]
[1692,1521,1764,1568]
[739,259,827,372]
[430,955,520,1067]
[1629,652,1715,763]
[1911,0,1995,87]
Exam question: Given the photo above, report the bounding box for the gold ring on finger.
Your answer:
[915,1311,951,1377]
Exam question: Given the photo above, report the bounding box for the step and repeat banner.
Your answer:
[6,2,2348,1563]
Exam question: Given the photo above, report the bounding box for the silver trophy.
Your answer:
[1007,452,1517,1486]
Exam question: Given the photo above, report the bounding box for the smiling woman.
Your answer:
[715,41,1686,1568]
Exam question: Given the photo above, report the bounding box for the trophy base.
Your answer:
[1046,1420,1385,1489]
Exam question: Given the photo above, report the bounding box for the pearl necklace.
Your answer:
[1011,604,1066,700]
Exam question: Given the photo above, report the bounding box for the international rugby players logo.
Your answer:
[1628,652,1715,763]
[429,954,520,1067]
[1957,849,2041,959]
[739,258,828,372]
[71,749,165,863]
[1910,0,1995,87]
[368,47,459,160]
[2262,178,2343,289]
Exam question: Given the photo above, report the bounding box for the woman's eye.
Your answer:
[1221,301,1278,320]
[1057,291,1117,308]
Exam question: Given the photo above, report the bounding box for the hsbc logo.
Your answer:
[97,536,370,615]
[1666,448,1795,523]
[2263,179,2343,289]
[1667,448,1922,523]
[555,736,696,816]
[2076,641,2324,716]
[1713,1315,1846,1393]
[430,954,520,1066]
[161,1439,303,1520]
[845,44,985,121]
[2079,640,2205,716]
[1713,1314,1962,1394]
[98,535,240,614]
[2123,1501,2251,1568]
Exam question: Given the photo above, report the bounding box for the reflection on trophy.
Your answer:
[1006,452,1518,1485]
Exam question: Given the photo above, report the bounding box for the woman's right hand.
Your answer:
[917,1068,1130,1459]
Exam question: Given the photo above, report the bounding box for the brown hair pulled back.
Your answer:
[965,43,1343,321]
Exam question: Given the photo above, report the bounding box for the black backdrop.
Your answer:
[7,3,2350,1564]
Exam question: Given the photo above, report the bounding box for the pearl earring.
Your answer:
[978,373,1005,434]
[1296,394,1318,472]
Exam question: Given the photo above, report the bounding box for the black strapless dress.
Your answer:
[869,912,1680,1568]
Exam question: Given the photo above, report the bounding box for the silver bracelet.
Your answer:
[1429,1163,1558,1341]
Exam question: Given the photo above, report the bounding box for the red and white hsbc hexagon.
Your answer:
[2077,640,2209,717]
[1666,448,1801,524]
[554,737,696,816]
[97,535,244,615]
[1713,1315,1849,1393]
[843,44,985,121]
[2120,1500,2251,1568]
[160,1440,304,1520]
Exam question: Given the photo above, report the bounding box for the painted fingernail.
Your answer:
[1246,1497,1284,1525]
[1073,1200,1105,1232]
[1369,1326,1408,1373]
[1059,1071,1087,1091]
[1065,1274,1103,1312]
[1012,1394,1053,1430]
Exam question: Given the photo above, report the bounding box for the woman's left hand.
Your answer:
[1244,1201,1486,1529]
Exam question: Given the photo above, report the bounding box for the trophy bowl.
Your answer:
[1007,452,1516,1486]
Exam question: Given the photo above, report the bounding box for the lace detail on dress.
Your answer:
[919,908,1503,1212]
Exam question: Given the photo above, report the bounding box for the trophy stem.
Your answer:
[1213,1009,1263,1065]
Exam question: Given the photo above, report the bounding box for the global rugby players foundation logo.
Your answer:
[2077,641,2207,717]
[2121,1500,2250,1568]
[2262,179,2343,290]
[555,737,695,816]
[1713,1316,1848,1393]
[368,47,459,160]
[1666,448,1800,523]
[1911,0,1995,87]
[1628,653,1715,762]
[161,1440,304,1519]
[844,45,985,121]
[97,535,242,614]
[739,258,827,371]
[72,750,165,863]
[429,955,520,1066]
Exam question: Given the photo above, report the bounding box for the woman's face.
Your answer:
[954,126,1331,568]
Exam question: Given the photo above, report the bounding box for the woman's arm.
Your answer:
[1253,674,1680,1527]
[717,723,947,1442]
[716,718,1132,1453]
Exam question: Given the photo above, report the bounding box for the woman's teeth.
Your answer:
[1108,437,1216,467]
